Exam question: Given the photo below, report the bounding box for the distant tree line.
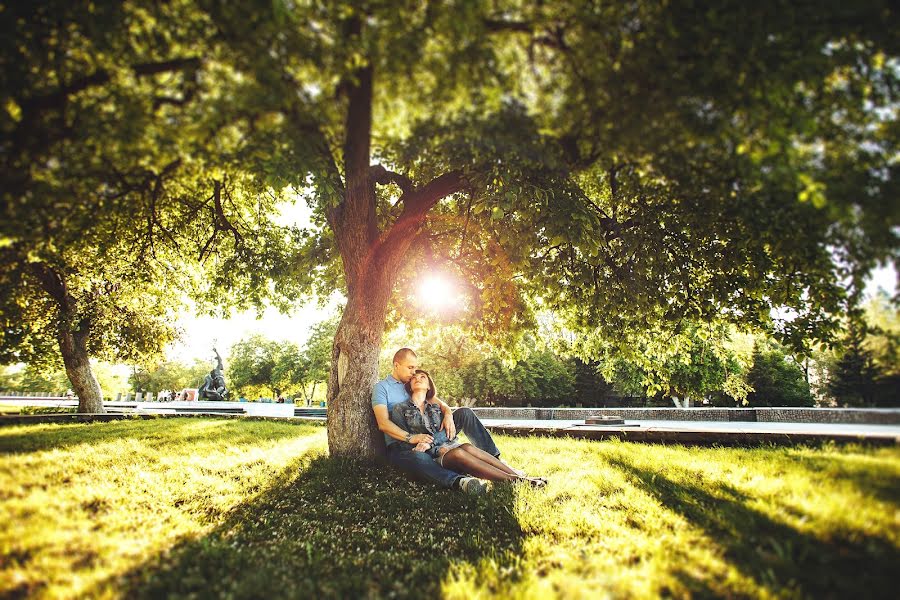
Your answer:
[381,293,898,408]
[4,294,895,409]
[225,316,338,403]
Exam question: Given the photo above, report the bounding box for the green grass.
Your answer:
[0,404,77,415]
[0,419,897,599]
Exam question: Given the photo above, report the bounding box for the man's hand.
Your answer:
[413,441,432,453]
[409,433,433,445]
[441,411,456,439]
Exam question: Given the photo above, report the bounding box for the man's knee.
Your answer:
[453,406,477,424]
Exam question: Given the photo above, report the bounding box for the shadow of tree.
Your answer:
[606,453,899,599]
[115,455,523,598]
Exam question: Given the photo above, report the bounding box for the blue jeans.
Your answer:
[385,407,501,488]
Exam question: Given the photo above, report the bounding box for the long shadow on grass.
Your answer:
[607,454,899,599]
[0,418,312,454]
[116,455,523,599]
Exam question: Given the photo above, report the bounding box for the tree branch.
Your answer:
[20,57,202,114]
[369,170,468,276]
[369,165,414,195]
[28,262,70,310]
[401,171,467,217]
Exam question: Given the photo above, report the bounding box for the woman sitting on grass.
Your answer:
[390,369,547,488]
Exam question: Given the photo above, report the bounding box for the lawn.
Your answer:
[0,418,897,599]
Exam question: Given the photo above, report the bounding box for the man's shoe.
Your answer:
[458,477,488,495]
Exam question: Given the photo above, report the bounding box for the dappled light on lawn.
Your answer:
[1,420,898,598]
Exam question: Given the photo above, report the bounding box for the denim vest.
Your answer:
[389,399,455,455]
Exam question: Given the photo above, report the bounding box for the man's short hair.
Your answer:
[393,347,417,364]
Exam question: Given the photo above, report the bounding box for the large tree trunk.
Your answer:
[323,26,464,457]
[58,322,104,413]
[30,261,105,413]
[326,273,393,458]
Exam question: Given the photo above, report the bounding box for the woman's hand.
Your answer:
[413,441,432,453]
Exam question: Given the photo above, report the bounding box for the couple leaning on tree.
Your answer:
[372,348,547,494]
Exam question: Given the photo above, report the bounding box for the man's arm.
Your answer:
[373,404,432,444]
[371,383,433,446]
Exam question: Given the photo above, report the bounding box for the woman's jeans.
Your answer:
[385,407,500,488]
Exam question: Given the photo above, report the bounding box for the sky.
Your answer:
[168,296,341,363]
[164,197,337,363]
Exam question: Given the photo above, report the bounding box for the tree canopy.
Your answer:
[1,2,897,454]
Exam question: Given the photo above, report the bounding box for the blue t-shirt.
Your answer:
[372,374,412,446]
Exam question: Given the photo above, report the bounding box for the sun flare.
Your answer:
[416,275,460,311]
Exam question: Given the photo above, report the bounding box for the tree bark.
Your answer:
[30,262,104,413]
[58,320,104,413]
[326,281,392,457]
[323,20,465,457]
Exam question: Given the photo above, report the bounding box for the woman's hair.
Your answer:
[405,369,436,400]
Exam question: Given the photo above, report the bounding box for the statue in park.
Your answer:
[198,348,229,401]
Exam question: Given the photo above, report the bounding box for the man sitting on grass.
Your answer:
[372,347,521,494]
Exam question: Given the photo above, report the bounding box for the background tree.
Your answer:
[0,2,306,412]
[575,321,749,406]
[296,315,341,404]
[227,335,280,399]
[0,362,127,398]
[128,359,212,395]
[746,340,815,407]
[270,343,306,400]
[826,323,882,407]
[572,359,617,408]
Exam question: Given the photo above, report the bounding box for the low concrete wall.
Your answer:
[469,406,900,425]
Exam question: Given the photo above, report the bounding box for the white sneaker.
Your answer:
[458,477,488,495]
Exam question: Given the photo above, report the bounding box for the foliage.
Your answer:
[127,359,213,393]
[228,315,339,400]
[862,291,900,377]
[746,340,815,407]
[570,359,618,407]
[1,419,898,598]
[369,0,898,351]
[0,1,308,404]
[573,321,748,405]
[0,362,126,397]
[466,351,576,407]
[0,365,70,395]
[826,322,898,407]
[226,335,281,398]
[810,293,899,407]
[288,314,339,404]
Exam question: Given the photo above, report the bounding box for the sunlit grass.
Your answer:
[1,419,897,598]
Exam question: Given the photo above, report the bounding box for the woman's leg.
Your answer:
[459,444,523,477]
[440,447,518,482]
